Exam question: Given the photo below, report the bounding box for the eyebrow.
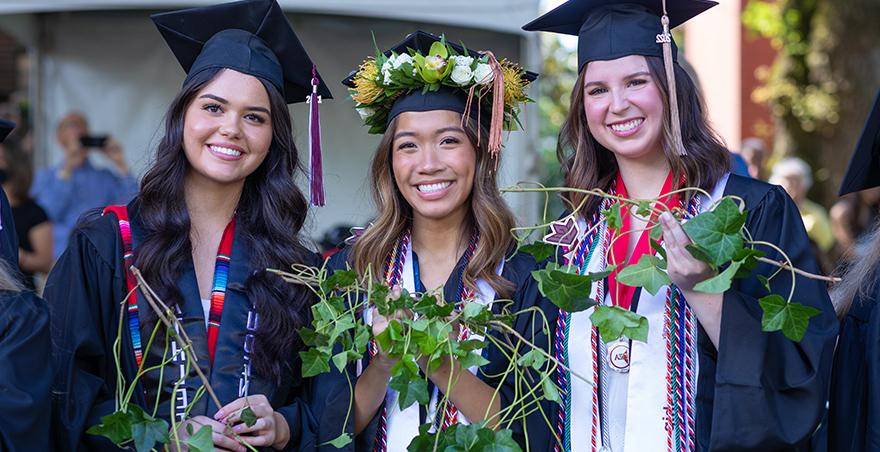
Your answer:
[394,126,467,140]
[584,71,651,89]
[199,94,270,114]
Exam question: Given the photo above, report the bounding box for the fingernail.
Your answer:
[214,410,225,420]
[661,212,673,223]
[234,424,243,433]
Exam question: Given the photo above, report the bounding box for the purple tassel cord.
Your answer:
[308,65,325,206]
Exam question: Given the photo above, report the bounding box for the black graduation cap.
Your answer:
[0,119,13,143]
[151,0,332,104]
[342,30,538,127]
[523,0,717,70]
[839,90,880,196]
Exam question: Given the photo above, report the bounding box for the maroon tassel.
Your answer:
[308,64,325,206]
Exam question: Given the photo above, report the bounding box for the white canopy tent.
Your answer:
[0,1,544,242]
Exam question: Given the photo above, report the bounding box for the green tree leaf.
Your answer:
[590,305,649,342]
[758,295,821,341]
[693,261,742,293]
[681,201,745,266]
[531,268,597,313]
[129,405,169,452]
[616,254,670,295]
[299,348,331,378]
[520,242,556,262]
[185,424,214,452]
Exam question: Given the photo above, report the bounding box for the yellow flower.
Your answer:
[351,58,383,105]
[500,60,529,107]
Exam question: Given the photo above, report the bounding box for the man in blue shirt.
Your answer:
[32,112,138,259]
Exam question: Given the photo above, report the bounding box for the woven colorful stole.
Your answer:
[103,205,143,368]
[207,217,237,366]
[103,206,236,368]
[369,231,480,451]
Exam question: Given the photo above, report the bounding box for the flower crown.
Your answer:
[349,36,533,135]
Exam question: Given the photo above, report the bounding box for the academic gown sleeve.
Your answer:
[702,180,838,450]
[44,212,137,451]
[0,291,52,452]
[826,285,880,452]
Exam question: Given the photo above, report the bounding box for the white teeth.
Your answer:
[210,145,242,157]
[610,119,643,132]
[417,181,452,193]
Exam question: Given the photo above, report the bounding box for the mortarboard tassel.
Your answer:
[485,51,506,161]
[308,65,325,206]
[658,0,687,156]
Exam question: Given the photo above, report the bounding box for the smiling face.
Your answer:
[391,110,477,224]
[582,55,666,165]
[182,69,273,188]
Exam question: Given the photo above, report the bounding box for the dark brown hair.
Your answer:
[557,56,730,215]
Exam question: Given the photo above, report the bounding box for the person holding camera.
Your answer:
[32,111,137,259]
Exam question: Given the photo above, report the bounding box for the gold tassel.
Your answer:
[484,51,505,161]
[658,5,687,156]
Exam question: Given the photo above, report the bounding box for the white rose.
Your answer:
[473,63,494,85]
[381,59,393,85]
[450,65,474,86]
[451,55,474,67]
[393,53,413,68]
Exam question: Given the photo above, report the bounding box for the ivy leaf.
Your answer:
[517,349,547,370]
[590,305,649,342]
[407,423,446,452]
[616,254,670,295]
[322,269,358,292]
[693,261,742,293]
[758,295,821,342]
[757,275,772,293]
[636,200,652,217]
[458,352,490,370]
[87,410,132,445]
[353,324,371,354]
[681,200,745,266]
[649,223,662,240]
[324,433,353,449]
[185,424,214,452]
[685,244,717,270]
[239,406,258,427]
[389,372,429,410]
[531,268,597,313]
[299,348,331,377]
[484,429,523,452]
[603,204,623,230]
[129,405,169,452]
[331,351,350,373]
[298,327,329,348]
[520,242,556,262]
[649,239,667,261]
[542,378,562,405]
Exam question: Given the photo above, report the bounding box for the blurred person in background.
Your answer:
[830,188,880,260]
[0,140,52,290]
[31,111,137,259]
[770,157,835,267]
[741,137,770,180]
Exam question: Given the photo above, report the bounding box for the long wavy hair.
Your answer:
[831,218,880,317]
[557,56,730,215]
[351,114,516,298]
[135,67,313,384]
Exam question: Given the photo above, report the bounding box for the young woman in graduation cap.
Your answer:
[329,31,540,450]
[523,0,837,450]
[45,1,347,450]
[827,90,880,451]
[0,119,52,452]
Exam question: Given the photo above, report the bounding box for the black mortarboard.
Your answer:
[839,90,880,196]
[523,0,717,70]
[0,119,18,270]
[342,30,538,127]
[151,0,332,104]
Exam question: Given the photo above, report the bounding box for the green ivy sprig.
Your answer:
[505,183,837,343]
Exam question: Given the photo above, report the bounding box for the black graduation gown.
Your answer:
[326,247,546,450]
[518,174,838,451]
[827,276,880,451]
[0,290,52,452]
[45,200,352,451]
